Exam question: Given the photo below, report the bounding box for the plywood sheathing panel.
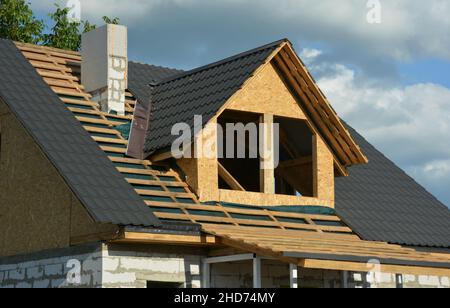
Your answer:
[182,118,220,202]
[218,189,334,207]
[225,63,307,120]
[259,114,275,194]
[313,135,335,206]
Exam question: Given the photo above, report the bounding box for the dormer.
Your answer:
[128,39,367,208]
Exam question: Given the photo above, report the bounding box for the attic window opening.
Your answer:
[217,111,314,197]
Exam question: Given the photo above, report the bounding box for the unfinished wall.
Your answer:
[177,119,219,202]
[225,63,307,120]
[0,243,103,288]
[176,60,336,206]
[0,101,118,257]
[313,135,335,205]
[102,244,204,288]
[347,272,450,289]
[210,260,342,288]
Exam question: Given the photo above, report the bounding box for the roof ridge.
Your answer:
[154,38,289,86]
[129,60,184,74]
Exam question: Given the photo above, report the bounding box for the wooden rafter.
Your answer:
[218,161,245,191]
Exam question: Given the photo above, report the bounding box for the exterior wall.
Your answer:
[0,243,103,288]
[0,100,119,257]
[177,119,219,202]
[176,60,336,206]
[347,272,450,289]
[0,243,204,289]
[0,241,449,288]
[225,63,307,120]
[211,260,342,288]
[101,244,204,288]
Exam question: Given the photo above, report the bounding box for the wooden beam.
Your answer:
[112,231,219,246]
[218,161,245,191]
[150,151,173,162]
[259,114,275,194]
[278,156,312,168]
[299,259,450,277]
[283,44,368,165]
[272,55,351,170]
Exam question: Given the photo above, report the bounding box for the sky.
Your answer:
[30,0,450,207]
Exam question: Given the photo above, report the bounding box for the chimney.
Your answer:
[81,24,127,115]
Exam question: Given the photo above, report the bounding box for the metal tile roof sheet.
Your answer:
[0,39,161,227]
[335,125,450,248]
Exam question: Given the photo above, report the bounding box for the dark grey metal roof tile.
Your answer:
[336,124,450,248]
[0,39,160,228]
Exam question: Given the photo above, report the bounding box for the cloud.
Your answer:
[29,0,450,73]
[304,49,450,206]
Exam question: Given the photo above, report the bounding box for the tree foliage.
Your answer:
[43,5,84,51]
[0,1,120,51]
[0,0,44,44]
[102,16,120,25]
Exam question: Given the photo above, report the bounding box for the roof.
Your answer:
[128,61,182,108]
[144,39,286,154]
[0,39,160,227]
[335,125,450,248]
[14,41,353,237]
[8,41,450,251]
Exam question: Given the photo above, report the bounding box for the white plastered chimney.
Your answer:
[81,24,127,115]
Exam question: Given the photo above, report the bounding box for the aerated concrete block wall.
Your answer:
[348,272,450,288]
[210,260,342,288]
[0,243,204,288]
[1,242,449,288]
[101,244,203,288]
[0,243,103,288]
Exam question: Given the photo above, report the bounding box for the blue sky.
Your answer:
[30,0,450,207]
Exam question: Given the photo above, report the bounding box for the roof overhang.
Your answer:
[201,224,450,277]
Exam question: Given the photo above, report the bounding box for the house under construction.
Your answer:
[0,24,449,288]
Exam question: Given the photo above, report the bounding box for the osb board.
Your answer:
[218,189,334,207]
[225,62,308,120]
[177,119,219,202]
[313,135,335,204]
[0,101,118,257]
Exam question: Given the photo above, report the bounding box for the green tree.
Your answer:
[102,16,120,25]
[44,4,121,51]
[0,0,44,44]
[43,4,84,51]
